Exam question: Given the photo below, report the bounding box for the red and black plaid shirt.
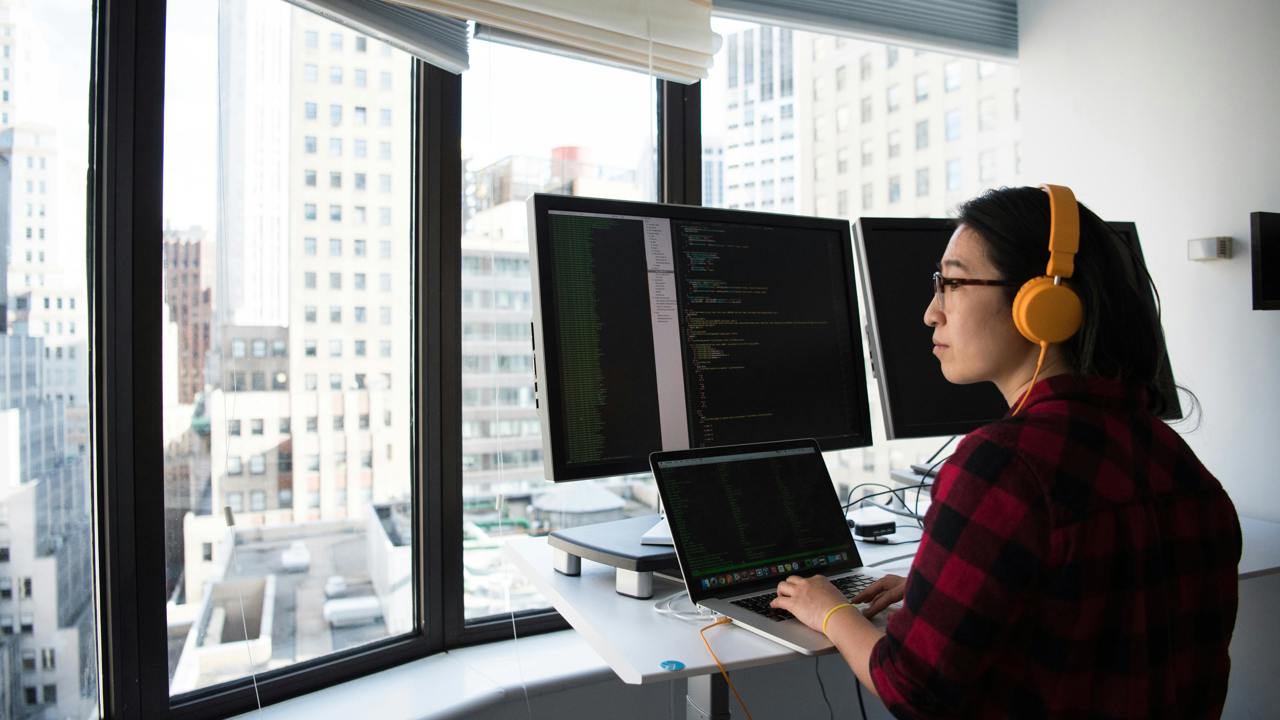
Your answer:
[869,374,1241,718]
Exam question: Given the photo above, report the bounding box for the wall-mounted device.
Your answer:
[1252,212,1280,310]
[1187,236,1232,261]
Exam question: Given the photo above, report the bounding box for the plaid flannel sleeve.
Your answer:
[869,429,1049,719]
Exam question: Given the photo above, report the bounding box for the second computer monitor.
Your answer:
[529,194,874,482]
[854,217,1181,440]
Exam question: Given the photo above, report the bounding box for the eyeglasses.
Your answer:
[931,271,1017,310]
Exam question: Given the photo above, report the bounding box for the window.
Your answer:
[250,418,264,435]
[915,120,929,150]
[329,65,343,84]
[915,73,929,102]
[945,109,962,141]
[916,167,930,197]
[304,101,317,120]
[226,457,243,475]
[886,45,899,68]
[979,150,998,184]
[858,52,872,80]
[888,175,901,204]
[947,159,963,191]
[859,96,872,123]
[886,84,900,113]
[304,135,317,154]
[231,339,246,358]
[860,139,873,167]
[979,97,997,131]
[887,130,901,159]
[228,419,241,436]
[329,305,342,323]
[944,61,963,91]
[329,237,342,256]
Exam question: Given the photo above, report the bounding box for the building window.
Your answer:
[916,167,930,197]
[249,455,266,475]
[250,418,264,435]
[887,130,901,159]
[947,159,963,192]
[859,96,872,124]
[915,119,929,150]
[979,150,997,184]
[861,183,874,211]
[226,457,243,476]
[915,73,929,102]
[888,175,901,204]
[228,419,241,436]
[945,109,961,141]
[886,84,900,113]
[886,45,899,68]
[979,97,997,131]
[944,61,962,91]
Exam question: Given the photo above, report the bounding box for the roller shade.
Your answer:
[713,0,1018,59]
[287,0,470,73]
[390,0,721,84]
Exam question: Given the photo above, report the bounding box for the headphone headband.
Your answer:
[1040,184,1079,279]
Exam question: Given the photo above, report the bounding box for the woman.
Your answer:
[770,186,1241,718]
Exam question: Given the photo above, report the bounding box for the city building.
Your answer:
[717,25,799,212]
[163,227,214,405]
[799,37,1022,219]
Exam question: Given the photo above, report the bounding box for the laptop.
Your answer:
[650,438,884,655]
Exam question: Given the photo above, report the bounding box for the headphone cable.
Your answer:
[1011,341,1049,416]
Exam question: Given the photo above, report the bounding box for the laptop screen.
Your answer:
[652,440,862,603]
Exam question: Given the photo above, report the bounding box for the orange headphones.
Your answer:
[1010,184,1083,415]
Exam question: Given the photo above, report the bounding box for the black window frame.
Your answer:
[92,1,702,717]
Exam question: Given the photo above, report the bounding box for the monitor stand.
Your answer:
[547,514,679,599]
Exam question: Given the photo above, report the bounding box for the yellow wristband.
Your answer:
[821,602,855,635]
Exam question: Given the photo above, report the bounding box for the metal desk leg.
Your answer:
[551,547,581,576]
[686,673,730,719]
[615,568,654,599]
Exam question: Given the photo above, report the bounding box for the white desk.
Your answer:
[506,533,911,718]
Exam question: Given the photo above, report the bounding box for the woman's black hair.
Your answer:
[956,186,1195,421]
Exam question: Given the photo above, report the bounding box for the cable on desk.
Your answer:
[653,590,714,623]
[699,618,754,720]
[814,656,833,720]
[867,552,920,569]
[925,435,958,464]
[856,675,869,720]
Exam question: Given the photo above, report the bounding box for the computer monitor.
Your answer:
[853,218,1182,440]
[529,194,874,482]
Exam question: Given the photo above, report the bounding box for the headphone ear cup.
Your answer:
[1012,276,1083,344]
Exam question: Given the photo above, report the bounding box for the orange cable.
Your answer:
[699,618,754,720]
[1012,341,1049,416]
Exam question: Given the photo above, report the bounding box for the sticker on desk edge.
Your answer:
[660,660,685,671]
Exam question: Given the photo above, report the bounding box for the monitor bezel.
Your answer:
[853,217,1184,442]
[529,193,874,482]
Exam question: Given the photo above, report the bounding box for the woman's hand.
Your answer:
[770,574,852,633]
[851,574,906,618]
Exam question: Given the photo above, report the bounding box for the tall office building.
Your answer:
[798,38,1022,218]
[460,150,645,500]
[0,334,93,719]
[701,137,724,207]
[0,125,56,331]
[718,25,799,213]
[284,9,412,522]
[202,0,413,526]
[163,227,214,404]
[216,0,290,329]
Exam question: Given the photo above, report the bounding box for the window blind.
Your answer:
[713,0,1017,59]
[390,0,721,84]
[288,0,470,72]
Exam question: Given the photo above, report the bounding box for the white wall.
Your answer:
[1018,0,1280,521]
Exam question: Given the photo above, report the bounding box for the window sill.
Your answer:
[230,630,614,719]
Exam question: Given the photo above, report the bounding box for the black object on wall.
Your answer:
[1252,212,1280,310]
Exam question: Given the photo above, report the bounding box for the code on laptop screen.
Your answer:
[656,446,858,595]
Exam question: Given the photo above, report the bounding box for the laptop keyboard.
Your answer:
[730,573,877,622]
